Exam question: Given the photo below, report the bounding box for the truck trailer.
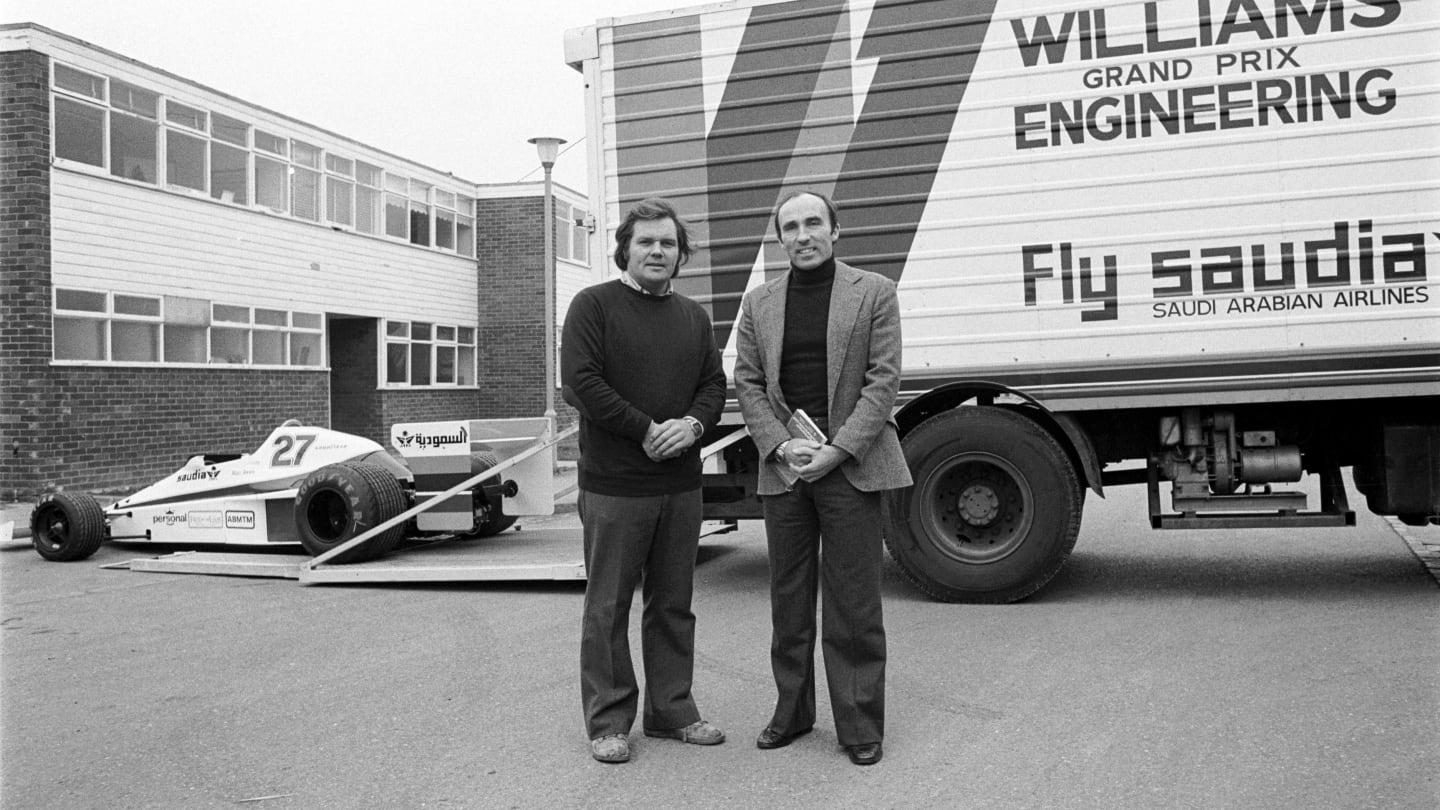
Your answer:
[564,0,1440,602]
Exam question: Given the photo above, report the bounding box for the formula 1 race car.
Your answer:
[29,420,519,565]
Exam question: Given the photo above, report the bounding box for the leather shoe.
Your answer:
[590,734,629,763]
[643,719,725,746]
[755,726,812,750]
[846,742,883,765]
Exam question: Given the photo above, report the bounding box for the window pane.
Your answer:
[55,317,106,360]
[457,216,474,258]
[292,167,320,221]
[255,155,286,211]
[165,101,206,130]
[386,343,407,383]
[211,327,248,363]
[211,112,248,146]
[112,321,160,361]
[384,173,407,194]
[114,295,159,316]
[291,332,321,366]
[164,324,206,362]
[293,312,322,329]
[457,346,475,385]
[110,80,157,118]
[356,161,382,186]
[327,177,354,227]
[436,325,455,341]
[292,140,320,169]
[409,201,430,246]
[434,189,455,209]
[434,207,454,250]
[457,327,474,344]
[457,195,474,217]
[166,129,206,192]
[409,179,431,201]
[54,97,105,166]
[412,322,431,340]
[386,321,408,338]
[56,289,106,312]
[214,304,249,323]
[325,154,353,176]
[573,222,588,263]
[253,330,284,365]
[410,343,431,385]
[254,130,287,156]
[211,142,247,204]
[54,64,104,100]
[254,308,286,326]
[355,186,380,234]
[384,194,407,239]
[111,112,157,183]
[436,345,455,384]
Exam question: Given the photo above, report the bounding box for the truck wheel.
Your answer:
[464,451,517,537]
[295,461,407,563]
[30,491,107,562]
[885,407,1081,603]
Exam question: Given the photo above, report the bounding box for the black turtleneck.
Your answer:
[780,257,835,434]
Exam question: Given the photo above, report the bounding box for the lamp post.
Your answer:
[528,136,565,425]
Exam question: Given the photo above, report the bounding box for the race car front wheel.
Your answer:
[31,491,107,562]
[295,460,407,563]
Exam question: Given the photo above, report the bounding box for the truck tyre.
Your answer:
[885,407,1082,603]
[465,451,517,537]
[30,491,107,562]
[295,460,407,563]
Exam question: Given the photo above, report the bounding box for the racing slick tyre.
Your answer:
[884,407,1082,604]
[295,460,407,563]
[465,450,517,537]
[30,491,107,562]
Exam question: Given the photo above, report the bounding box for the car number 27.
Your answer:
[271,433,317,467]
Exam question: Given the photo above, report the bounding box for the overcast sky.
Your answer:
[1,0,704,192]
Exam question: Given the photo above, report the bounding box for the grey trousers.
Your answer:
[762,472,886,746]
[578,488,704,739]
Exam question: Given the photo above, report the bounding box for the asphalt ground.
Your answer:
[2,472,1437,809]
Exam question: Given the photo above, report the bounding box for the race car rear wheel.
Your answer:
[295,460,407,563]
[466,450,517,537]
[30,491,107,562]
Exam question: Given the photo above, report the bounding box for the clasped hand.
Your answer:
[783,439,847,482]
[643,419,696,461]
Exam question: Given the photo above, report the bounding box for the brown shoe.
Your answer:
[643,719,726,745]
[756,726,812,749]
[846,741,883,765]
[590,734,629,763]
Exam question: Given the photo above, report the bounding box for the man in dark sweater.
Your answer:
[734,190,912,766]
[561,198,728,764]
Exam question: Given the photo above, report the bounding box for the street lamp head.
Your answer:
[528,136,566,169]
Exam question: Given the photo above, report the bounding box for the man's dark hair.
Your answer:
[613,197,693,277]
[772,190,840,240]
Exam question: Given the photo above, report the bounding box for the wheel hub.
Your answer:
[956,484,1000,526]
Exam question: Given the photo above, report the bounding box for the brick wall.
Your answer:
[1,50,56,500]
[13,368,329,498]
[474,196,579,456]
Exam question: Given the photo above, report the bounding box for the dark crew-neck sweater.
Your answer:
[780,258,835,435]
[560,280,726,497]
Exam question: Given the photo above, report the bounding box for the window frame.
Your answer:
[381,318,477,389]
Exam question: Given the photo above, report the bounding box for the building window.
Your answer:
[52,288,323,368]
[355,162,382,235]
[53,288,161,362]
[383,319,475,387]
[166,129,207,193]
[457,195,475,258]
[48,64,473,255]
[54,96,105,167]
[555,202,589,263]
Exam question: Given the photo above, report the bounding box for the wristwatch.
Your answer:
[775,439,791,462]
[683,416,703,438]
